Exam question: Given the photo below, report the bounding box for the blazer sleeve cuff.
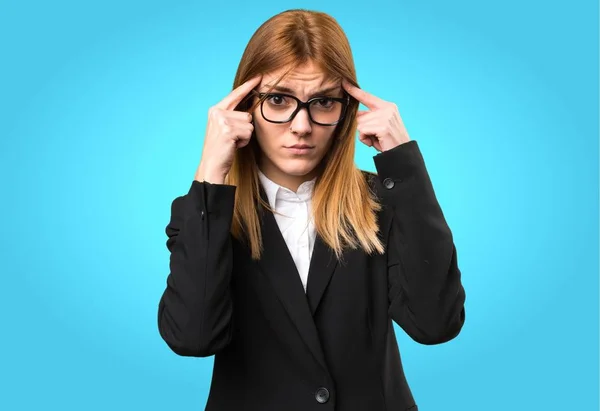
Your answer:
[186,180,237,217]
[373,140,424,184]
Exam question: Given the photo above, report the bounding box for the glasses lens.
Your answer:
[261,94,343,124]
[309,98,343,125]
[262,94,298,122]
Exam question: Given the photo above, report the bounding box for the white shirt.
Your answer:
[258,169,317,292]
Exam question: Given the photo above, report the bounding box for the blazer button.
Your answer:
[383,177,395,189]
[315,387,330,404]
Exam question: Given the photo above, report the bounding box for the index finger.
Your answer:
[342,79,384,109]
[216,74,263,111]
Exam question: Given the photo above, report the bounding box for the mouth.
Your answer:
[285,144,315,155]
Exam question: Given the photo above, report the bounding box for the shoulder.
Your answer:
[360,168,377,182]
[359,169,380,194]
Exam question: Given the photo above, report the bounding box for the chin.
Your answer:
[276,159,318,177]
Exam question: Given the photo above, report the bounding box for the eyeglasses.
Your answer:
[250,90,350,126]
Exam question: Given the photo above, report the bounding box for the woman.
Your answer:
[158,9,466,411]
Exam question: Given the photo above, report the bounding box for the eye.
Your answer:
[313,97,335,108]
[265,94,289,106]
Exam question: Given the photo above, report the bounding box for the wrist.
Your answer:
[195,164,226,184]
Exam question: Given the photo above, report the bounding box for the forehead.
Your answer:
[260,60,340,93]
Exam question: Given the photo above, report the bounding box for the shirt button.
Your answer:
[383,177,395,189]
[315,387,330,403]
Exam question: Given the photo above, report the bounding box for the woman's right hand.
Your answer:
[195,75,262,184]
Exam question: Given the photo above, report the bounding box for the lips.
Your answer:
[285,145,314,155]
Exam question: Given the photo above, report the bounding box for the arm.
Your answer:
[157,180,236,357]
[373,140,466,345]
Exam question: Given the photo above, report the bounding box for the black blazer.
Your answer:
[158,140,466,411]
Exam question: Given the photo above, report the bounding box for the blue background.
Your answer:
[1,0,598,410]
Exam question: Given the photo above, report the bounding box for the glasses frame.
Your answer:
[250,89,350,126]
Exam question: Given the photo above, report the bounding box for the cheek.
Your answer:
[252,112,268,146]
[253,119,283,151]
[315,129,337,149]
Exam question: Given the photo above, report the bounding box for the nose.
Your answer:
[289,106,312,135]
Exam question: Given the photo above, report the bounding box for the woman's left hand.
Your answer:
[342,79,411,152]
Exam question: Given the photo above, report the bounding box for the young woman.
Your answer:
[158,9,466,411]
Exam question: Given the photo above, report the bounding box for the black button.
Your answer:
[315,387,330,403]
[383,178,395,189]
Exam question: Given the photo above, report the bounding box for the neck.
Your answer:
[258,162,319,193]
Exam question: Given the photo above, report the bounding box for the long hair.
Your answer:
[226,9,384,260]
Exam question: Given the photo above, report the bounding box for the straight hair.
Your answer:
[226,9,385,260]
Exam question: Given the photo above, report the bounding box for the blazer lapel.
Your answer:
[305,234,338,316]
[254,190,328,372]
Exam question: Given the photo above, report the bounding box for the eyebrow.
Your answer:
[262,84,341,97]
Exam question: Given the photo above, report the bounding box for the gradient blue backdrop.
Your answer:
[1,1,598,410]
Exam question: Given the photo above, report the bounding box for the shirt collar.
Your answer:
[257,169,316,209]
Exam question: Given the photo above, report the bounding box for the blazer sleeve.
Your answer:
[157,180,237,357]
[372,140,466,345]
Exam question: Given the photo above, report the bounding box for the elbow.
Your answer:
[409,305,466,345]
[410,263,467,345]
[162,337,221,358]
[158,320,232,357]
[157,306,233,357]
[158,327,206,357]
[394,286,467,345]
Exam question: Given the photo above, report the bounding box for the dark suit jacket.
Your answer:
[158,140,466,411]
